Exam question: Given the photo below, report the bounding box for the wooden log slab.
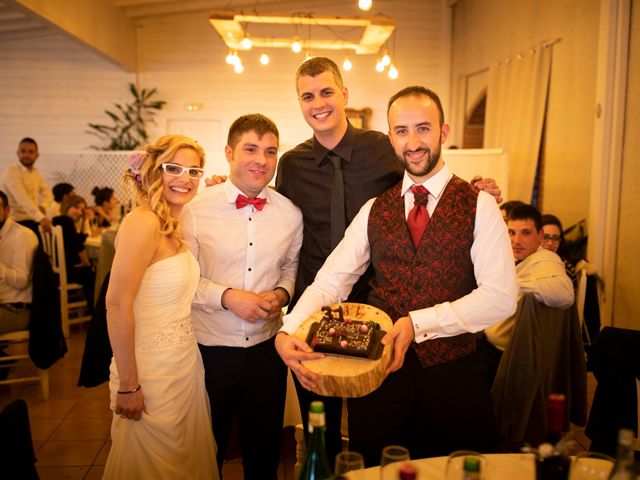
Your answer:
[294,303,393,398]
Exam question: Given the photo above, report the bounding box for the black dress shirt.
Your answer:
[276,122,403,307]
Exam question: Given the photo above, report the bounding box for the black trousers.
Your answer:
[292,376,344,471]
[199,337,287,480]
[347,348,500,467]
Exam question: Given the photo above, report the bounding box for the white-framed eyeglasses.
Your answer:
[160,163,204,179]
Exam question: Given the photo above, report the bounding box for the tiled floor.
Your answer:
[0,328,297,479]
[1,327,595,479]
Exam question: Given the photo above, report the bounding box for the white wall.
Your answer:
[0,1,451,181]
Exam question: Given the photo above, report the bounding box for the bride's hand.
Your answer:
[115,388,146,421]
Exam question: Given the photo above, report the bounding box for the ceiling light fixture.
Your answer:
[260,53,270,65]
[358,0,373,11]
[210,12,394,55]
[388,64,398,79]
[343,57,353,71]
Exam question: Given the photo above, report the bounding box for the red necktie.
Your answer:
[407,185,430,248]
[235,194,266,211]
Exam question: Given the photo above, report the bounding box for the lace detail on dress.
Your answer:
[138,317,195,350]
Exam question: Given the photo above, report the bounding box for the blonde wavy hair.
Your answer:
[124,134,205,243]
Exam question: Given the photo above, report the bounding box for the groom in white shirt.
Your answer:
[182,114,303,479]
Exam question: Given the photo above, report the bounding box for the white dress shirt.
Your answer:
[485,246,575,350]
[182,180,303,347]
[281,165,518,342]
[0,218,38,303]
[0,163,53,222]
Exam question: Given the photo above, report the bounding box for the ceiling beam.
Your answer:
[209,11,394,55]
[8,0,137,71]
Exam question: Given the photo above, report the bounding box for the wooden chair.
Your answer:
[39,225,91,337]
[0,330,49,399]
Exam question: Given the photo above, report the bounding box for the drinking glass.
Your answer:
[335,450,364,479]
[445,450,487,480]
[380,445,410,480]
[569,452,615,480]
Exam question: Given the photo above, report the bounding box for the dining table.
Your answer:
[346,453,536,479]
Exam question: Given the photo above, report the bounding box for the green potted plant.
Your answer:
[87,83,166,150]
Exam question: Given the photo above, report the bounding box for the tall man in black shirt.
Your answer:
[275,57,501,464]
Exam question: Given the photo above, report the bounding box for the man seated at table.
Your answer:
[479,204,575,382]
[0,190,38,335]
[275,86,518,466]
[46,182,75,219]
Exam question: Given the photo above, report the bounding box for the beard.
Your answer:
[398,142,442,178]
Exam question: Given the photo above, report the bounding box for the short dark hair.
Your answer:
[19,137,38,149]
[499,200,526,217]
[296,56,344,91]
[227,114,279,149]
[508,204,542,231]
[91,186,114,206]
[387,86,445,127]
[52,183,74,202]
[0,190,8,208]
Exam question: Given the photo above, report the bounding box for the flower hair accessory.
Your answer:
[127,151,145,185]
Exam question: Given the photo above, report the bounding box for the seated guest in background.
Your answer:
[92,186,118,228]
[541,213,577,285]
[479,204,575,383]
[499,200,525,223]
[0,190,38,335]
[276,86,517,466]
[53,194,95,309]
[183,114,302,479]
[0,137,53,236]
[47,182,75,218]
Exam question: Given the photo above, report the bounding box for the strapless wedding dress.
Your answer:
[103,251,218,479]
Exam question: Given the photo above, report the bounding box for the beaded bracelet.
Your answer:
[117,384,141,395]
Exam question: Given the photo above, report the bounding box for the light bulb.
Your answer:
[292,38,302,53]
[260,53,270,65]
[343,58,353,71]
[381,52,391,66]
[241,36,252,50]
[358,0,372,11]
[225,50,236,65]
[234,61,244,74]
[375,60,385,72]
[388,64,398,79]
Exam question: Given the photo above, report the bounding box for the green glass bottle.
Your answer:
[298,401,333,480]
[463,457,481,480]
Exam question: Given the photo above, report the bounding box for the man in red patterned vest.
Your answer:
[276,86,518,465]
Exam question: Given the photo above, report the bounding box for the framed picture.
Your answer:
[346,107,372,130]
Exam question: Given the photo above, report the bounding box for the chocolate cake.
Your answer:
[307,305,382,359]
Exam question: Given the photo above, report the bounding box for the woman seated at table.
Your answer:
[92,186,118,228]
[53,194,95,309]
[541,213,577,285]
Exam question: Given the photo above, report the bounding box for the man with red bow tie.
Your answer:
[182,114,302,479]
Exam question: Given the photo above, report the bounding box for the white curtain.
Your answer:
[484,45,552,202]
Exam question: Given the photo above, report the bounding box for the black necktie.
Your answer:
[328,153,346,249]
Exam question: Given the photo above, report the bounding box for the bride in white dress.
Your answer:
[103,135,218,479]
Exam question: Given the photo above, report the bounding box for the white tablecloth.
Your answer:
[348,453,536,479]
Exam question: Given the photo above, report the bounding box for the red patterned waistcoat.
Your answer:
[367,175,478,368]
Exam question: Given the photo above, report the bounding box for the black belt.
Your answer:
[2,302,31,310]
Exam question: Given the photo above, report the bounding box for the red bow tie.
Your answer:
[235,194,266,211]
